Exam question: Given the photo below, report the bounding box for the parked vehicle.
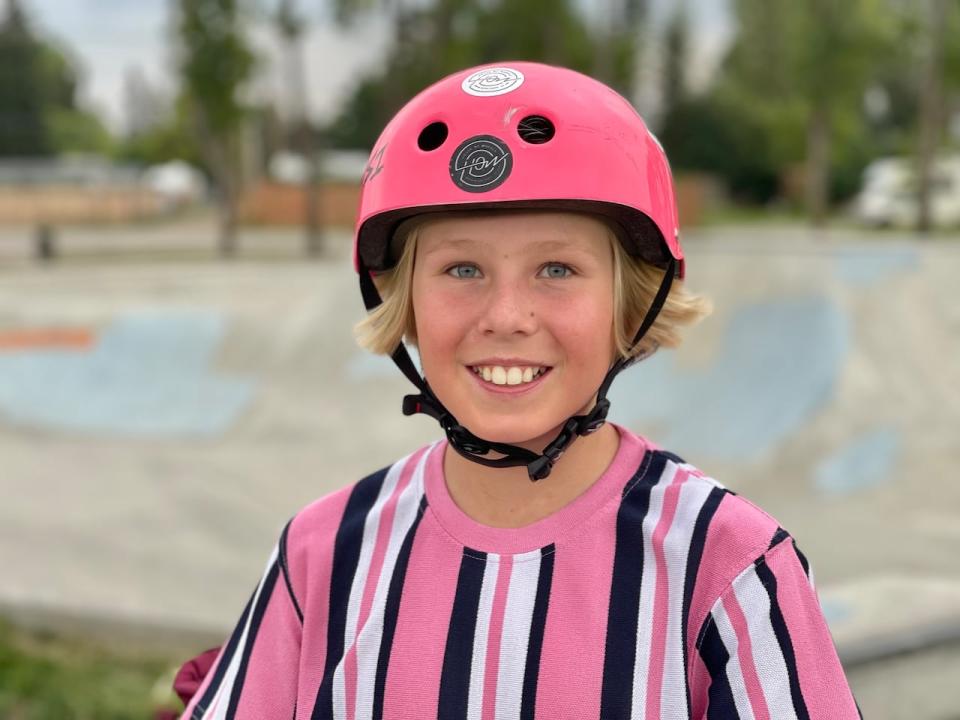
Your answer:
[855,154,960,228]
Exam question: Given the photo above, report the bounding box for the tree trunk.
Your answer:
[805,100,831,228]
[304,146,322,257]
[916,0,947,235]
[217,180,237,259]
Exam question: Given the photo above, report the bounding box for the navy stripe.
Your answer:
[278,517,304,624]
[755,558,811,720]
[792,539,811,581]
[311,467,389,720]
[681,486,726,714]
[698,616,738,719]
[191,590,255,719]
[600,449,667,719]
[519,544,555,720]
[225,560,281,719]
[372,495,428,720]
[437,546,488,720]
[768,526,790,550]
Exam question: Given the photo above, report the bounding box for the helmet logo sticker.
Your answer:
[461,67,525,97]
[361,144,386,186]
[449,135,512,193]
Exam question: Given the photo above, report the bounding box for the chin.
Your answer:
[459,411,563,448]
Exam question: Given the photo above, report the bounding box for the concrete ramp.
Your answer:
[0,224,957,717]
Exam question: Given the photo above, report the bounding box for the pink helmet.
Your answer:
[353,61,684,279]
[352,62,684,481]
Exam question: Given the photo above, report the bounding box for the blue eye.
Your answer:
[539,263,573,279]
[447,264,482,279]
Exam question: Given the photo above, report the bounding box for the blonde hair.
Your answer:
[354,214,712,359]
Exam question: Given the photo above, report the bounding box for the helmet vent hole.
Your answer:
[517,115,555,144]
[417,121,448,151]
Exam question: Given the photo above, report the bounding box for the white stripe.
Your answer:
[659,475,714,720]
[733,568,800,720]
[711,602,758,720]
[331,456,406,720]
[630,459,678,718]
[206,544,279,720]
[494,548,543,719]
[354,449,429,720]
[467,554,500,720]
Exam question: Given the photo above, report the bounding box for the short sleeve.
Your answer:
[694,536,861,720]
[180,519,303,720]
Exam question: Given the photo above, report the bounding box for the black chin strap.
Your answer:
[358,255,676,481]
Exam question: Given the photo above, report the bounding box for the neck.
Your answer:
[443,421,621,528]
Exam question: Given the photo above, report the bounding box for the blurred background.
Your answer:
[0,0,957,717]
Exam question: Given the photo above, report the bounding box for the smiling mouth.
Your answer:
[468,364,552,387]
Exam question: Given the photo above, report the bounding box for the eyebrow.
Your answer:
[420,237,589,256]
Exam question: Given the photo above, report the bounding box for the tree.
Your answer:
[916,0,949,233]
[275,0,323,256]
[177,0,256,257]
[326,0,599,151]
[718,0,896,224]
[0,0,52,155]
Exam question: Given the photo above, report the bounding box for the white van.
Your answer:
[855,154,960,228]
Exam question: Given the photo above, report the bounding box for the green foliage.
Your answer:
[0,0,52,155]
[115,96,203,168]
[178,0,256,136]
[47,108,114,155]
[666,0,905,206]
[326,0,613,150]
[0,0,116,157]
[0,619,180,719]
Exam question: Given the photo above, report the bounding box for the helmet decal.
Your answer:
[449,135,513,193]
[361,144,386,186]
[461,67,525,97]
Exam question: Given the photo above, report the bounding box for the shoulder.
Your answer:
[632,448,810,634]
[628,447,784,563]
[279,444,435,593]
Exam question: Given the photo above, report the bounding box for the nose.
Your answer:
[476,276,538,337]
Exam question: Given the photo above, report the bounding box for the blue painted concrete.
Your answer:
[0,311,256,437]
[815,426,900,496]
[609,296,850,462]
[833,246,919,287]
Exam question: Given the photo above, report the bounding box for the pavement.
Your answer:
[0,218,958,719]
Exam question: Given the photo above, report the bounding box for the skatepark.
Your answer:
[0,219,957,718]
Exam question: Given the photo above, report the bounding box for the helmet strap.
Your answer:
[357,255,676,481]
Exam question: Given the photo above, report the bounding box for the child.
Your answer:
[179,62,860,719]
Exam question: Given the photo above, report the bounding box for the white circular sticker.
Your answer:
[461,67,525,97]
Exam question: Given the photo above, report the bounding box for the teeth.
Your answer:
[472,365,547,386]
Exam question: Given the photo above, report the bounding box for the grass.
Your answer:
[0,619,184,720]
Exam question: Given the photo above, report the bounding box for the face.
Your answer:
[411,211,616,449]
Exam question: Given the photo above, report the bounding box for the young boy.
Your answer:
[178,62,860,720]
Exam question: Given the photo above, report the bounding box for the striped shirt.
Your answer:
[180,425,860,719]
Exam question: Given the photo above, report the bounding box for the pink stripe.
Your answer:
[292,485,355,714]
[684,495,778,682]
[482,555,514,720]
[763,540,860,718]
[722,592,771,720]
[535,512,618,718]
[343,448,426,720]
[236,586,302,720]
[645,467,690,718]
[382,504,464,719]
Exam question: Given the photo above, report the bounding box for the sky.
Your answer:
[23,0,734,135]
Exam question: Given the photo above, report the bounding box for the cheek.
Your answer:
[547,293,615,357]
[412,283,467,363]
